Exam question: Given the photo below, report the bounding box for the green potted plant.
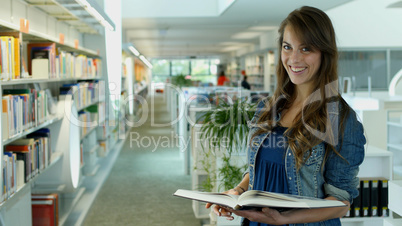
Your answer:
[196,96,256,192]
[171,74,193,88]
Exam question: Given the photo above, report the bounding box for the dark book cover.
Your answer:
[379,180,389,217]
[369,180,379,216]
[361,180,370,217]
[353,182,361,217]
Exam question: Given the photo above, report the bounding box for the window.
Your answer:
[338,51,387,90]
[171,60,190,76]
[190,59,217,84]
[152,59,170,76]
[151,58,219,84]
[151,59,170,83]
[390,50,402,79]
[191,59,210,75]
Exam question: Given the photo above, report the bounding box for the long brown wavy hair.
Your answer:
[251,6,351,169]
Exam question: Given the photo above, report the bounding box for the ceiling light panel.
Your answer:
[248,26,277,31]
[231,32,262,39]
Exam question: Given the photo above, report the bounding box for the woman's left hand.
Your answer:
[223,207,287,225]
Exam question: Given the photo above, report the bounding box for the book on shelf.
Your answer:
[173,189,346,210]
[2,152,17,200]
[32,193,59,226]
[361,180,370,217]
[0,36,14,81]
[16,160,25,189]
[2,90,32,132]
[2,97,10,140]
[344,178,389,218]
[5,133,51,183]
[2,88,48,137]
[32,58,49,79]
[27,42,56,78]
[5,138,36,183]
[27,128,52,168]
[379,180,389,217]
[370,180,379,216]
[59,82,99,110]
[352,181,361,217]
[0,31,23,80]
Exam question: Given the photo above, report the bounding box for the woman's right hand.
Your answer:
[205,188,240,220]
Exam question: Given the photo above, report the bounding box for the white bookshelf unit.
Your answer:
[387,110,402,180]
[226,58,241,87]
[343,93,402,226]
[0,0,127,225]
[341,145,393,226]
[244,54,265,91]
[386,110,402,225]
[265,50,276,93]
[241,49,276,93]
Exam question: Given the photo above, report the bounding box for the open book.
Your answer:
[173,189,346,210]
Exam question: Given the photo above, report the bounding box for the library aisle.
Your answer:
[83,93,201,226]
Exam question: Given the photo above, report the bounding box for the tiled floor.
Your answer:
[83,94,201,226]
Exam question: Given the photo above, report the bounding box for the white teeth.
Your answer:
[291,67,306,72]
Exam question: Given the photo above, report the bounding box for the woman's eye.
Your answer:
[302,47,311,52]
[283,45,291,50]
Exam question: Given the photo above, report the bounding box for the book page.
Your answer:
[237,190,346,209]
[173,189,239,208]
[239,190,299,202]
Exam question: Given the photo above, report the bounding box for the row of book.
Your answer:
[78,102,107,137]
[27,42,102,80]
[79,106,99,138]
[54,51,102,79]
[2,89,50,141]
[2,129,52,203]
[0,33,102,81]
[2,81,106,141]
[0,34,28,80]
[345,179,389,218]
[59,81,105,111]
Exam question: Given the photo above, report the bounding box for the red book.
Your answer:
[5,138,35,152]
[32,193,59,226]
[5,144,32,152]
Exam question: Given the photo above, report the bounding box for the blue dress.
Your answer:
[249,126,288,226]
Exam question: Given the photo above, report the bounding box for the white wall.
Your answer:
[218,0,236,14]
[260,30,279,50]
[327,0,402,48]
[235,44,258,57]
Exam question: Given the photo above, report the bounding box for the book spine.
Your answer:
[379,180,389,217]
[361,180,370,217]
[370,180,379,216]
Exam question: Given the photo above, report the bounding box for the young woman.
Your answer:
[206,6,366,226]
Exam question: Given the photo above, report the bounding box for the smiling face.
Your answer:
[281,25,322,94]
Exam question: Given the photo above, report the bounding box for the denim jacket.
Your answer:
[245,100,366,226]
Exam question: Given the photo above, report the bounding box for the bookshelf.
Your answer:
[0,1,126,225]
[387,110,402,180]
[244,54,265,91]
[121,50,149,133]
[340,145,393,226]
[265,50,276,93]
[343,93,402,226]
[226,58,241,87]
[133,59,149,121]
[386,110,402,225]
[241,49,276,92]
